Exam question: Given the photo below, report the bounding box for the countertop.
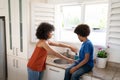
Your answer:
[46,55,120,80]
[46,55,70,69]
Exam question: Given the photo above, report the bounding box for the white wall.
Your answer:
[31,0,47,3]
[0,0,8,16]
[108,45,120,63]
[47,0,108,4]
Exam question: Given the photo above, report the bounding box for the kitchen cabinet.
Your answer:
[42,65,65,80]
[7,0,28,59]
[7,0,29,80]
[7,55,28,80]
[8,0,20,56]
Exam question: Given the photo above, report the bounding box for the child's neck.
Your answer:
[82,37,88,42]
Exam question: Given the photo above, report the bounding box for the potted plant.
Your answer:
[96,46,109,68]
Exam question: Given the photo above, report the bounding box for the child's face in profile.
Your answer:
[48,31,54,39]
[77,35,83,42]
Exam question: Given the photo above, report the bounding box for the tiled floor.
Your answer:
[84,62,120,80]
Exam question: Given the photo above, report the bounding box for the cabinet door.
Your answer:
[7,55,17,80]
[12,0,20,56]
[7,55,28,80]
[8,0,15,56]
[43,65,65,80]
[8,0,20,56]
[16,58,28,80]
[7,0,28,59]
[18,0,28,59]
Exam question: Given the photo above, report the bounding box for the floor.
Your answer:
[83,62,120,80]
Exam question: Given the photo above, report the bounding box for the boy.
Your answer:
[64,24,94,80]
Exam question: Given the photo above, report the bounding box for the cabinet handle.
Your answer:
[13,47,15,55]
[16,59,18,68]
[13,59,15,67]
[16,48,18,56]
[49,68,60,72]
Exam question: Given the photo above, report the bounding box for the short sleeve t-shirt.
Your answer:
[78,39,94,67]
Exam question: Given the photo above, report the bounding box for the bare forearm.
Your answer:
[58,43,71,48]
[75,54,90,69]
[75,59,88,69]
[49,41,70,48]
[49,41,77,52]
[54,52,70,60]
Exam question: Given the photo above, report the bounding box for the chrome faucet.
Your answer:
[66,49,71,58]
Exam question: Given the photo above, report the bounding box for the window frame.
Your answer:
[55,2,108,46]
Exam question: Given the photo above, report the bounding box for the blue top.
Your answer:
[76,39,94,68]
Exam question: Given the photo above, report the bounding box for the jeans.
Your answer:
[27,68,43,80]
[64,62,93,80]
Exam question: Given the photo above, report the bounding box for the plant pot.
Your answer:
[96,57,107,68]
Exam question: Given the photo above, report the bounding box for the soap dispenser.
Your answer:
[74,53,79,60]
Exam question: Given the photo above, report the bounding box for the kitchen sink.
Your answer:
[53,58,69,64]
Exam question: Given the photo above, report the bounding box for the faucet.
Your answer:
[66,49,71,58]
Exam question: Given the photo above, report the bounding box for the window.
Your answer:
[85,3,108,46]
[55,3,108,46]
[62,5,82,29]
[85,4,108,30]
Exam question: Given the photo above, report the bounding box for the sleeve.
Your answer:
[84,43,91,54]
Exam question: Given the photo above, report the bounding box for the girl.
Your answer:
[27,22,77,80]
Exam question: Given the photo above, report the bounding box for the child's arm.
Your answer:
[42,41,74,63]
[48,40,77,53]
[70,53,90,73]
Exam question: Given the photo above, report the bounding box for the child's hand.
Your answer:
[67,58,74,64]
[70,67,78,73]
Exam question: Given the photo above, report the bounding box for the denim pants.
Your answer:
[27,68,43,80]
[64,62,92,80]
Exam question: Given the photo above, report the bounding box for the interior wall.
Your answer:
[0,0,7,16]
[47,0,108,4]
[31,0,47,3]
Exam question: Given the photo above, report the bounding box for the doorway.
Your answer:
[0,16,7,80]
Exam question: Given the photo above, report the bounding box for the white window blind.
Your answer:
[107,0,120,45]
[106,0,120,62]
[31,3,55,42]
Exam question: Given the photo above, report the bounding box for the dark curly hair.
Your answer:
[74,24,90,37]
[36,22,55,40]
